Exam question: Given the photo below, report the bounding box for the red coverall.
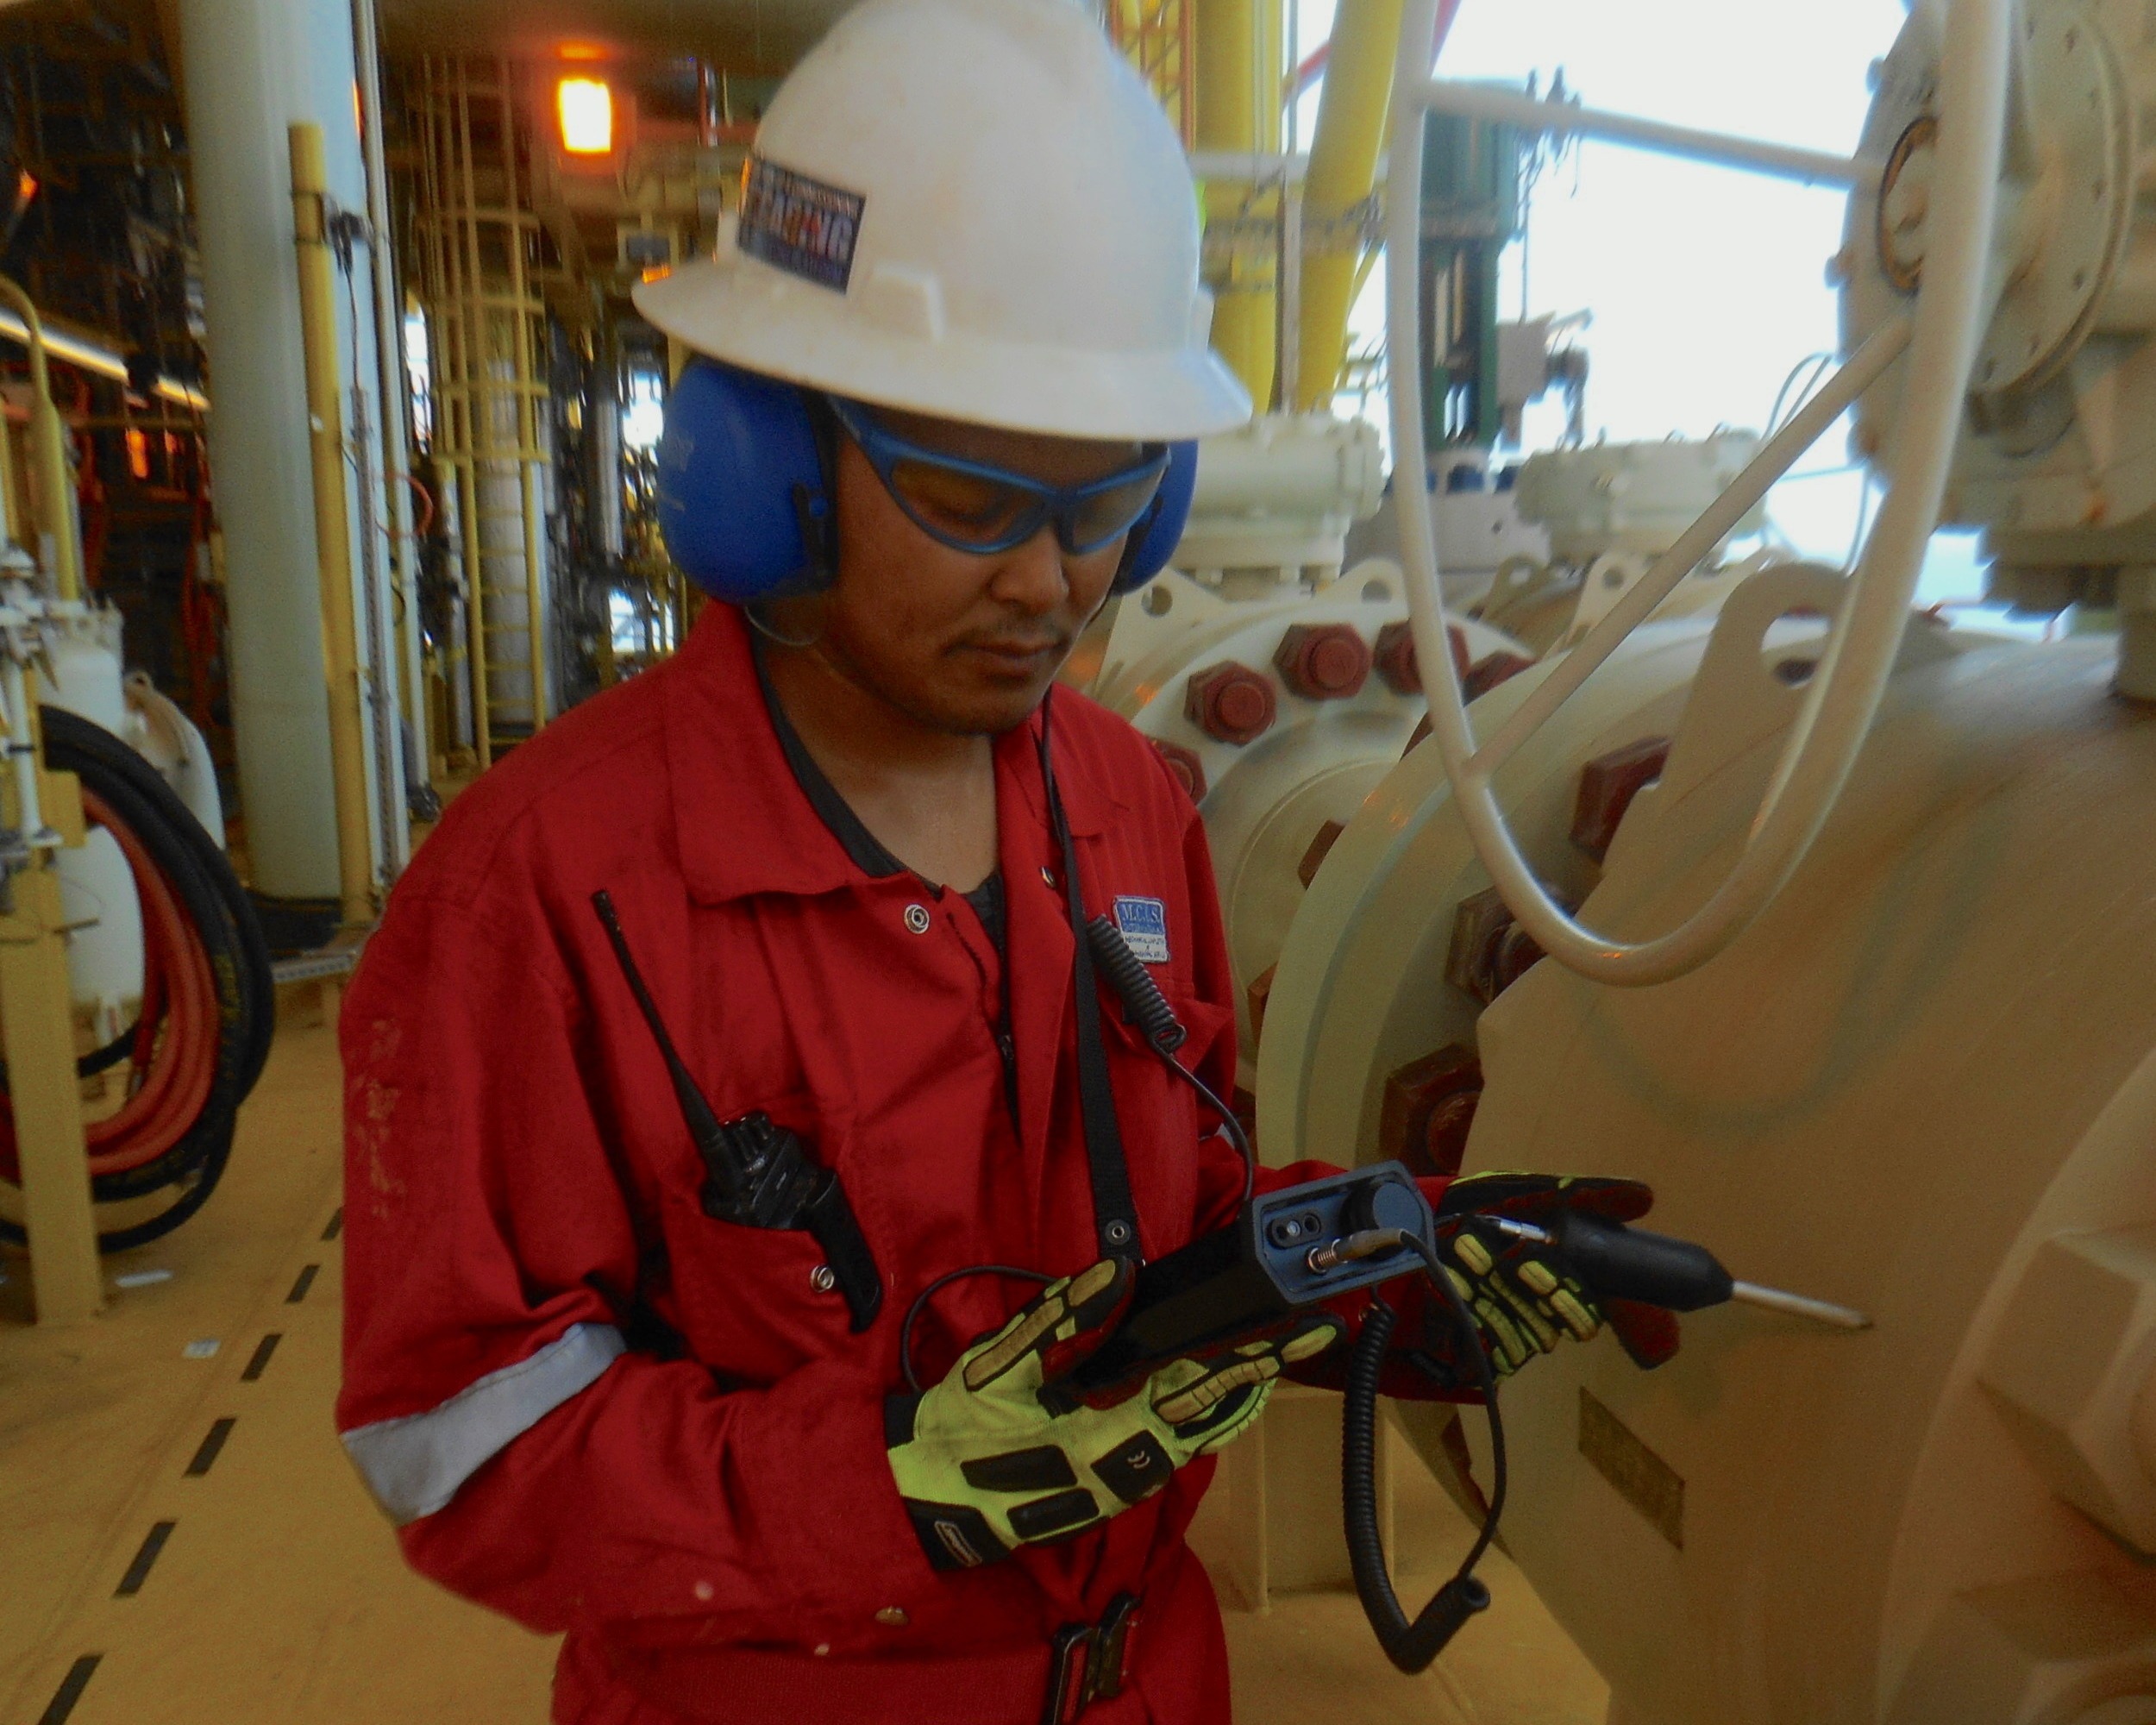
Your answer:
[337,602,1448,1724]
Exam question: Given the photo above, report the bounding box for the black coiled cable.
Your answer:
[0,706,273,1250]
[1083,914,1254,1205]
[1343,1233,1507,1673]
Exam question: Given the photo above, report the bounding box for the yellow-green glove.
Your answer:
[887,1259,1340,1571]
[1430,1172,1656,1376]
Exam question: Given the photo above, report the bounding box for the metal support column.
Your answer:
[291,123,377,927]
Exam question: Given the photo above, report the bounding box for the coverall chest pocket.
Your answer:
[657,1089,873,1383]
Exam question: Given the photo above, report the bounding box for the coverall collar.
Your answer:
[666,605,1119,906]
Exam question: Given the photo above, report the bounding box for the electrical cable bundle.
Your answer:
[0,706,273,1251]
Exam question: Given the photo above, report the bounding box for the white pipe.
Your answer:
[0,306,207,410]
[1416,78,1872,189]
[351,0,428,805]
[1470,317,1911,778]
[1386,0,2009,987]
[3,656,53,851]
[1190,149,1310,184]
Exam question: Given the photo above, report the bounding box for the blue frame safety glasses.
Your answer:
[827,396,1171,559]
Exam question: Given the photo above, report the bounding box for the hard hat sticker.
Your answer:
[738,158,865,293]
[1112,896,1170,966]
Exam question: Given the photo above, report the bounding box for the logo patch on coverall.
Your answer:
[1112,897,1170,966]
[738,157,865,292]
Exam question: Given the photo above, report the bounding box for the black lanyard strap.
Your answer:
[1037,695,1141,1264]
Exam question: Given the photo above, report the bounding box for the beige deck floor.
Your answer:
[0,1003,1602,1725]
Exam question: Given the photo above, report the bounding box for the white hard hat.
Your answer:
[634,0,1252,442]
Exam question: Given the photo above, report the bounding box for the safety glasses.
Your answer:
[827,397,1169,558]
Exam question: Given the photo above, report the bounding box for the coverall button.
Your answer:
[813,1644,831,1658]
[810,1264,837,1294]
[904,903,932,934]
[693,1580,715,1602]
[874,1607,909,1628]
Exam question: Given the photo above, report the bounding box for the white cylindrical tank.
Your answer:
[122,670,226,847]
[41,609,143,1015]
[175,0,385,900]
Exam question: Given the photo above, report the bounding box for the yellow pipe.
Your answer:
[497,61,548,733]
[0,278,83,598]
[1294,0,1406,410]
[290,122,378,927]
[1194,0,1281,409]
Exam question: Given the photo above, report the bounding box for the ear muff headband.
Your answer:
[656,357,1196,602]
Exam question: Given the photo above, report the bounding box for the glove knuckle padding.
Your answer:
[890,1259,1273,1570]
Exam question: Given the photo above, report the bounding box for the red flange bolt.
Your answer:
[1463,650,1535,703]
[1373,621,1470,696]
[1184,662,1276,745]
[1379,1043,1484,1178]
[1150,738,1207,803]
[1274,624,1371,701]
[1571,735,1670,862]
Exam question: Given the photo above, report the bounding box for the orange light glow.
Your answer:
[557,78,614,155]
[124,428,149,480]
[557,41,608,61]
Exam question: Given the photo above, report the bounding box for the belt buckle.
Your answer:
[1041,1623,1095,1725]
[1081,1592,1140,1707]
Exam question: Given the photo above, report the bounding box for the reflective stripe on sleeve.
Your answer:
[342,1322,628,1525]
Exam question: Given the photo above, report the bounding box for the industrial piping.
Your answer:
[290,122,378,928]
[1294,0,1460,411]
[0,279,84,599]
[1194,0,1282,407]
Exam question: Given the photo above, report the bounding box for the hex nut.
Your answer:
[1274,624,1372,700]
[1489,919,1547,997]
[1445,887,1516,1007]
[1373,622,1471,696]
[1379,1044,1483,1178]
[1446,885,1561,1006]
[1463,650,1536,702]
[1184,662,1276,744]
[1150,738,1208,803]
[1572,736,1671,862]
[1297,819,1346,888]
[1979,1226,2156,1553]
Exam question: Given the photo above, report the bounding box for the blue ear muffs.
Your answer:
[658,355,1198,602]
[1112,439,1197,593]
[656,359,836,604]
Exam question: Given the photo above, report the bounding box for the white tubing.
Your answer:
[1415,78,1871,188]
[1388,0,2009,987]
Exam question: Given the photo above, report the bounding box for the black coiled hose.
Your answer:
[1084,913,1185,1051]
[0,706,274,1251]
[1343,1239,1507,1673]
[1084,913,1253,1203]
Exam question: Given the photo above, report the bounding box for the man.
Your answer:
[336,1,1645,1719]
